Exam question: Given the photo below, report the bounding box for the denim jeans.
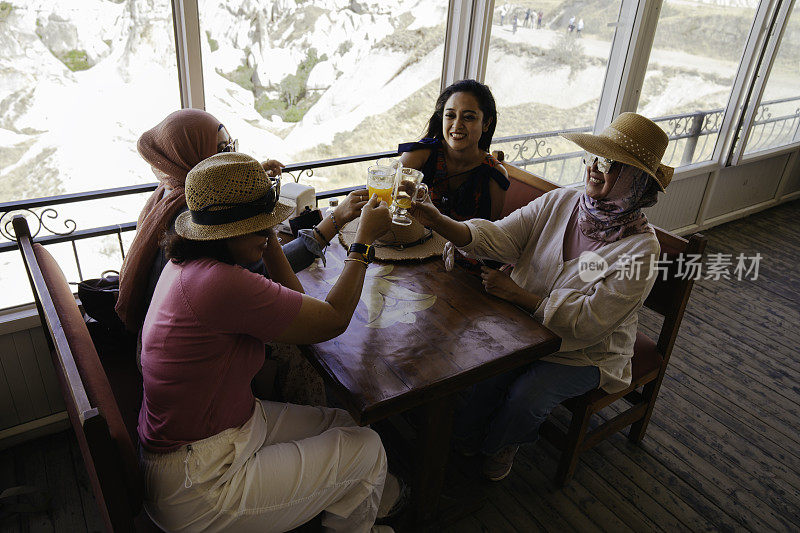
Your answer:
[453,361,601,455]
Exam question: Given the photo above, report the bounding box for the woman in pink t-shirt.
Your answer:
[138,152,397,532]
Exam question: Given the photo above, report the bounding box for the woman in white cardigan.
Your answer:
[408,113,674,481]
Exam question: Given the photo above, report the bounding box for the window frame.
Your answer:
[731,0,799,164]
[169,0,800,178]
[171,0,205,109]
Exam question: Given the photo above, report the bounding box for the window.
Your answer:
[485,0,625,185]
[743,2,800,155]
[636,0,759,167]
[0,0,180,202]
[199,0,449,191]
[0,0,179,308]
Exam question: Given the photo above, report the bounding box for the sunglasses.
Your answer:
[253,176,282,237]
[582,151,615,174]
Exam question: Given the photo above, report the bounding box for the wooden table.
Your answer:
[296,242,561,525]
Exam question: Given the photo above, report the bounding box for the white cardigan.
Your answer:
[460,187,660,393]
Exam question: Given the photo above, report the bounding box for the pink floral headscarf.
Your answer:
[578,164,659,243]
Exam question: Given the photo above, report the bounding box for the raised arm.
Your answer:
[273,195,392,345]
[407,195,472,247]
[262,227,304,293]
[281,189,370,272]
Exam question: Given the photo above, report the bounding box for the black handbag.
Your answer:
[77,271,125,333]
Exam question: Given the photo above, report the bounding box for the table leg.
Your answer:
[410,394,456,526]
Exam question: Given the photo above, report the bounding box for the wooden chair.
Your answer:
[13,216,160,532]
[541,228,707,485]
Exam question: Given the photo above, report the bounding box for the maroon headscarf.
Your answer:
[116,109,220,330]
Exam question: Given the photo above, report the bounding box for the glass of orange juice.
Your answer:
[367,163,396,205]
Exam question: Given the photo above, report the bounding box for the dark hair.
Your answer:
[162,230,235,265]
[423,79,498,151]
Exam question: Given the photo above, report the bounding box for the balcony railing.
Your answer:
[1,97,799,306]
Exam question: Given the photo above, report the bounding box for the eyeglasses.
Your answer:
[254,228,272,237]
[582,151,615,174]
[219,138,238,153]
[268,175,281,200]
[217,124,238,153]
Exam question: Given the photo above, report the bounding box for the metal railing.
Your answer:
[490,95,800,184]
[1,96,799,297]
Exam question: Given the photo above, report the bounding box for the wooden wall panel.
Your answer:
[0,335,34,427]
[29,327,64,413]
[0,327,64,432]
[0,338,19,430]
[780,152,800,196]
[10,331,50,420]
[706,155,789,219]
[643,173,709,231]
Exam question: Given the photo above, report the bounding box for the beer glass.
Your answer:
[367,165,396,206]
[391,168,427,226]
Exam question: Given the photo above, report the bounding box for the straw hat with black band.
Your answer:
[561,112,674,191]
[339,218,447,261]
[175,152,294,240]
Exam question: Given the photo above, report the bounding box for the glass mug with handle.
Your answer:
[391,167,427,226]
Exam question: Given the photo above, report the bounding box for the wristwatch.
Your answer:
[348,243,375,264]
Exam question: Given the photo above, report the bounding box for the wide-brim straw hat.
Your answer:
[339,218,447,261]
[560,112,674,191]
[175,152,294,240]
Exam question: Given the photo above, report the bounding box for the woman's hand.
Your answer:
[261,227,304,293]
[408,194,441,228]
[262,227,281,249]
[261,159,284,177]
[481,266,523,304]
[333,189,370,225]
[481,266,543,312]
[355,194,391,244]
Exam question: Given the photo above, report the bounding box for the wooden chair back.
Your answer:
[13,216,144,532]
[492,151,559,217]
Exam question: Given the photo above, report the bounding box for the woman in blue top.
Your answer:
[399,80,509,221]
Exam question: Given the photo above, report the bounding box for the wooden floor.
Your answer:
[1,200,798,532]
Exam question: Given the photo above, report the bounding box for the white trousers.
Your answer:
[140,400,387,532]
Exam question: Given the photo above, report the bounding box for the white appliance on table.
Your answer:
[276,182,316,234]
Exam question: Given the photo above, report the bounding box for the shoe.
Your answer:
[376,474,410,520]
[482,445,519,481]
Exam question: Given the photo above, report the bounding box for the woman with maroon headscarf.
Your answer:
[116,109,221,330]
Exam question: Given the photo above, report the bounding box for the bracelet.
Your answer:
[330,211,341,234]
[312,226,330,246]
[344,257,368,267]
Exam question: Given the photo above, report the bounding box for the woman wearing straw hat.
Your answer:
[138,152,397,532]
[117,108,372,405]
[409,112,672,482]
[117,108,370,333]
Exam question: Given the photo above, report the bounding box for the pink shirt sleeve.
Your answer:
[179,259,303,343]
